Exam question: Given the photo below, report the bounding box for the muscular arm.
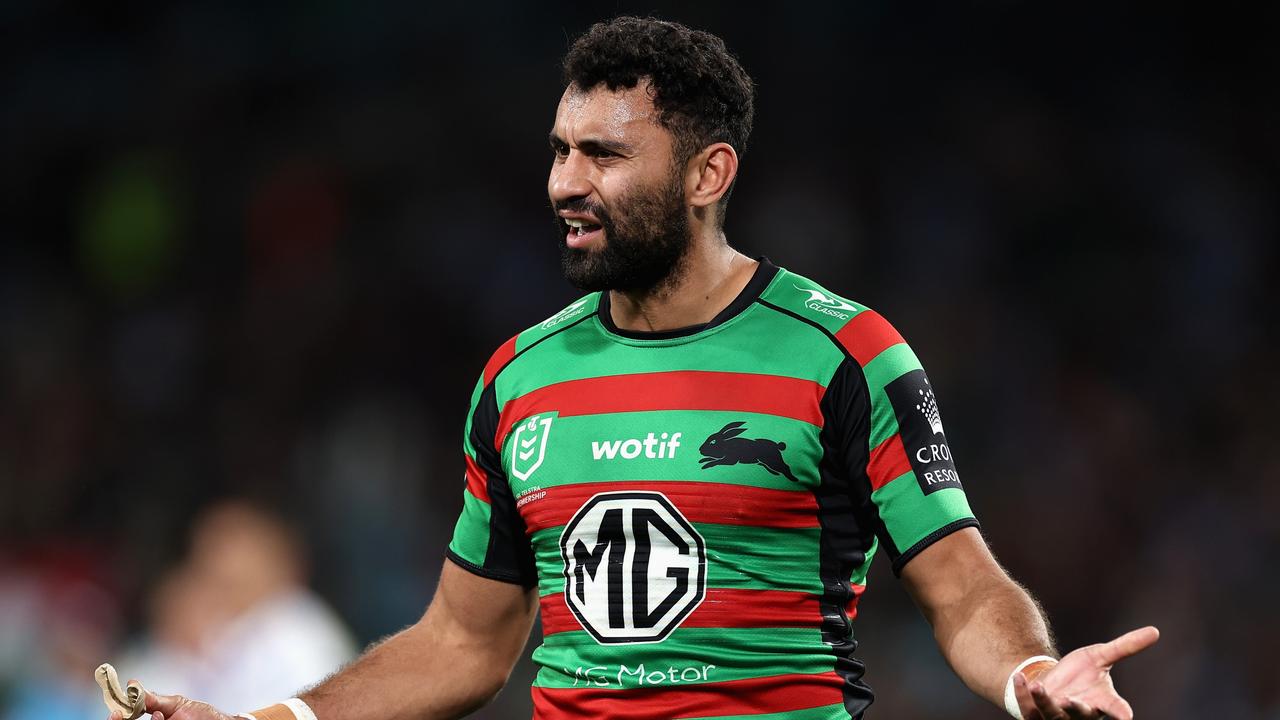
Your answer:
[134,561,536,720]
[299,560,537,720]
[900,527,1054,706]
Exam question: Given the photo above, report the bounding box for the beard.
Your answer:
[554,170,691,294]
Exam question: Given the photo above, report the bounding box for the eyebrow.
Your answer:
[548,131,634,156]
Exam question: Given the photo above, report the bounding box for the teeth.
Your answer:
[565,218,585,228]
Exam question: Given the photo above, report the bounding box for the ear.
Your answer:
[685,142,739,214]
[720,425,747,439]
[719,421,746,433]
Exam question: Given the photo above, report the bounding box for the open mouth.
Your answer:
[563,217,604,249]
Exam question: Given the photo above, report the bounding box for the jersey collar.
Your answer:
[596,257,780,341]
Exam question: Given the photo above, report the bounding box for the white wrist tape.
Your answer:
[1003,655,1057,718]
[236,698,318,720]
[284,699,319,720]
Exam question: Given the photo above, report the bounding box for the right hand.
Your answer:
[107,691,235,720]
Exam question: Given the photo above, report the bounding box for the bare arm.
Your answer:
[901,527,1158,719]
[900,527,1053,704]
[300,559,537,720]
[131,559,537,720]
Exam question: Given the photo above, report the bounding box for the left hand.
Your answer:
[1013,626,1160,719]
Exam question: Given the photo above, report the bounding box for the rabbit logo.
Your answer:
[698,421,800,482]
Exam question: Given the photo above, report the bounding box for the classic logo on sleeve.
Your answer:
[795,285,858,320]
[560,491,706,644]
[541,297,591,329]
[883,370,962,495]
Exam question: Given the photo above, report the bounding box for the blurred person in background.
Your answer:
[119,501,356,711]
[3,567,118,720]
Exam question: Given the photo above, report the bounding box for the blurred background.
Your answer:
[1,2,1276,718]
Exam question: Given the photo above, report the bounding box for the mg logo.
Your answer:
[559,491,706,644]
[510,414,554,482]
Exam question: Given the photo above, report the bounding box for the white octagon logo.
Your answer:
[559,491,706,644]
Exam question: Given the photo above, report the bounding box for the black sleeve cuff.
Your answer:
[445,549,538,588]
[891,518,982,577]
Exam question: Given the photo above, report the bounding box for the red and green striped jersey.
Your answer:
[447,259,978,720]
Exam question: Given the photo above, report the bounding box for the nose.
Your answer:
[549,149,593,205]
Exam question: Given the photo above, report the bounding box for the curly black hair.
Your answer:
[563,16,755,213]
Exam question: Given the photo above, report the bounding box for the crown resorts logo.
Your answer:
[916,387,944,435]
[795,285,857,320]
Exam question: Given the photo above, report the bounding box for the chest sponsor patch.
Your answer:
[559,491,706,644]
[883,369,962,495]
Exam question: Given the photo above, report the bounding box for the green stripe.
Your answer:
[531,627,833,689]
[503,411,825,492]
[495,310,843,404]
[871,474,973,555]
[861,343,922,447]
[682,703,850,720]
[533,523,822,597]
[849,534,878,587]
[760,269,870,337]
[447,489,491,566]
[515,294,600,354]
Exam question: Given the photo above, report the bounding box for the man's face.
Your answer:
[548,83,691,293]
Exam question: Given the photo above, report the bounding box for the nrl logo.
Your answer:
[541,298,591,329]
[510,414,555,481]
[794,285,857,320]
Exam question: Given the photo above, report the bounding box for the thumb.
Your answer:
[145,692,186,717]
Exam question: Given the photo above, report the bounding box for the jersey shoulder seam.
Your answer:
[486,310,596,389]
[755,298,859,367]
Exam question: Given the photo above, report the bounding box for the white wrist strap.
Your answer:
[1003,655,1057,718]
[284,699,319,720]
[236,698,318,720]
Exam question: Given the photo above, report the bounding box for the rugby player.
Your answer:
[115,15,1157,720]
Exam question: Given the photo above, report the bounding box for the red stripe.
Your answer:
[847,583,865,622]
[483,335,519,385]
[497,371,825,449]
[519,481,819,534]
[540,587,827,637]
[463,453,490,503]
[835,310,904,366]
[867,433,912,491]
[532,671,846,719]
[541,585,868,636]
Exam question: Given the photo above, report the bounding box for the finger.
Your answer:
[1095,626,1160,665]
[1014,673,1049,719]
[109,711,123,720]
[154,712,164,720]
[145,692,185,716]
[1095,694,1134,720]
[1031,681,1069,720]
[1062,697,1094,719]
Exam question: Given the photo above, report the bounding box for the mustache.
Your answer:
[552,197,609,223]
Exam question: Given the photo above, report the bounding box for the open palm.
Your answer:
[1014,626,1160,719]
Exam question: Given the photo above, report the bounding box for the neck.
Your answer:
[608,230,758,333]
